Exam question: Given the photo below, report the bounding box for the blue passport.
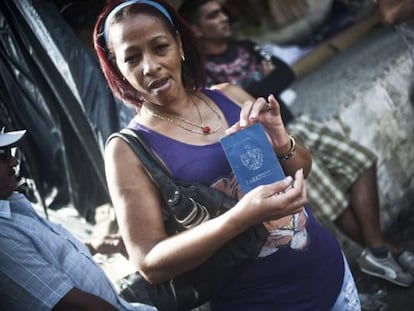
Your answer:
[220,123,286,194]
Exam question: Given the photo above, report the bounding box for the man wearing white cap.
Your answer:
[0,129,155,310]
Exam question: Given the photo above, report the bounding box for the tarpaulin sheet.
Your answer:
[0,0,120,222]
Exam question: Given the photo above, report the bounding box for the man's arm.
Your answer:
[377,0,414,25]
[245,56,296,99]
[243,55,296,125]
[53,288,117,311]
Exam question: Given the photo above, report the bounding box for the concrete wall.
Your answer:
[289,26,414,232]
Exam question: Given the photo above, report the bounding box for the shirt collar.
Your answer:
[0,198,11,219]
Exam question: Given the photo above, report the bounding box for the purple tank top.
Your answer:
[128,89,344,311]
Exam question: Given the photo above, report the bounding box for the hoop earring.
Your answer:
[181,53,185,62]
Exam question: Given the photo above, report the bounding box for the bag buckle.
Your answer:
[174,197,210,229]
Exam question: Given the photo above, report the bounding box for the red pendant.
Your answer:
[202,126,211,134]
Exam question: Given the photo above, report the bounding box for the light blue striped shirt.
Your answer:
[0,192,155,311]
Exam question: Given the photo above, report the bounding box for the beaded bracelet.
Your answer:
[277,135,297,161]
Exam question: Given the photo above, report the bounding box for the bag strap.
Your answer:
[106,128,197,225]
[119,128,176,188]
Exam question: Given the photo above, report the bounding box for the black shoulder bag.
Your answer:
[107,128,269,311]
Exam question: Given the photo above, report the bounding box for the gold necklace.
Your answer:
[149,94,223,135]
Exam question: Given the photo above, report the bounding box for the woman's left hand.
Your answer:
[220,85,311,178]
[226,94,290,152]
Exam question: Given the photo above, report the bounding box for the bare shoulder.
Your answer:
[210,83,255,107]
[104,135,144,180]
[104,134,132,163]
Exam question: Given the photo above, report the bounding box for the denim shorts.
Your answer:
[330,255,361,311]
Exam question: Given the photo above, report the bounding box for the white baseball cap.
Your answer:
[0,129,26,148]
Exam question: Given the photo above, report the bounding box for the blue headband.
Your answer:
[104,0,174,44]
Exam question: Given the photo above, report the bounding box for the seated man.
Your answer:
[0,129,155,310]
[179,0,414,287]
